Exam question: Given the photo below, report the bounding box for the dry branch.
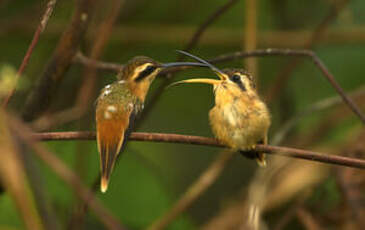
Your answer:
[9,118,126,230]
[22,0,97,121]
[74,52,123,72]
[181,0,239,53]
[265,0,351,102]
[147,150,234,230]
[73,48,365,124]
[2,0,57,108]
[208,48,365,124]
[140,0,239,126]
[31,131,365,169]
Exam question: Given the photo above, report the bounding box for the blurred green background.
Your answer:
[0,0,364,229]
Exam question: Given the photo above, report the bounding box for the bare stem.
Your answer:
[73,51,123,72]
[208,48,365,124]
[147,150,234,230]
[21,0,97,122]
[31,131,365,170]
[9,118,126,230]
[2,0,57,108]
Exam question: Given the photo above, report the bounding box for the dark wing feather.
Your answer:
[119,107,140,154]
[96,101,142,192]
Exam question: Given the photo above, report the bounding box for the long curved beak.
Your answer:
[161,62,208,68]
[176,50,229,81]
[168,78,222,88]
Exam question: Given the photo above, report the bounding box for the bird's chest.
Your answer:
[209,99,268,149]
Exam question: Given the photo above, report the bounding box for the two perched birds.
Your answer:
[95,51,271,192]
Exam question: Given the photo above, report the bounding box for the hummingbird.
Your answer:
[170,51,271,166]
[96,56,206,192]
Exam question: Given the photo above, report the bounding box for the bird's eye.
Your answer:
[144,65,156,73]
[135,65,157,81]
[230,74,241,83]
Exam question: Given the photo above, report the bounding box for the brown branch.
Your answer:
[296,208,323,230]
[31,131,365,169]
[2,0,57,108]
[139,0,239,126]
[272,86,365,145]
[182,0,239,53]
[8,118,126,230]
[0,112,44,230]
[22,0,97,122]
[265,0,350,102]
[72,0,239,76]
[147,150,234,230]
[73,47,365,125]
[208,48,365,124]
[244,0,258,78]
[75,46,365,126]
[73,51,123,72]
[68,1,124,229]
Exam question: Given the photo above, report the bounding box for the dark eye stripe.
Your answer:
[230,74,241,83]
[135,65,157,81]
[229,74,246,91]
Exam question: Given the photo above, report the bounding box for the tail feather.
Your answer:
[256,153,266,167]
[97,120,125,193]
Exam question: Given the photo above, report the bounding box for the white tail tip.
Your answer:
[101,178,109,193]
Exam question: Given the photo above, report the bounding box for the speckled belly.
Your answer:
[209,104,269,150]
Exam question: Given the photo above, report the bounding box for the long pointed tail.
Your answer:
[256,153,266,167]
[99,142,122,193]
[97,120,125,193]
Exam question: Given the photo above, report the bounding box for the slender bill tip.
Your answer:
[166,78,221,90]
[101,178,109,193]
[161,62,207,68]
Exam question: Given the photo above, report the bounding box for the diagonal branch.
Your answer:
[74,48,365,124]
[22,0,98,122]
[147,150,235,230]
[2,0,57,108]
[31,131,365,169]
[272,85,365,145]
[8,118,126,230]
[139,0,239,126]
[181,0,240,54]
[265,0,351,102]
[208,48,365,124]
[73,51,123,72]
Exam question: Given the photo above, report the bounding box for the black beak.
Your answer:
[161,62,208,68]
[175,50,227,77]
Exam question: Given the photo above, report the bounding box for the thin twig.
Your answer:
[139,0,239,125]
[244,0,258,77]
[0,112,44,230]
[147,150,234,230]
[9,117,126,230]
[22,0,97,122]
[73,51,123,72]
[265,0,350,102]
[2,0,57,108]
[182,0,239,53]
[68,1,124,229]
[74,47,365,125]
[272,85,365,145]
[31,131,365,169]
[208,48,365,124]
[296,208,323,230]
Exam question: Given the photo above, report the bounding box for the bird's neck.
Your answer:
[127,81,151,102]
[214,85,255,107]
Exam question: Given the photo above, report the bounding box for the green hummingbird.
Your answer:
[96,56,206,192]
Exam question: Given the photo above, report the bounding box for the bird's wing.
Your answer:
[96,96,141,192]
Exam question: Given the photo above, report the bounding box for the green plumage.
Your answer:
[96,81,144,113]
